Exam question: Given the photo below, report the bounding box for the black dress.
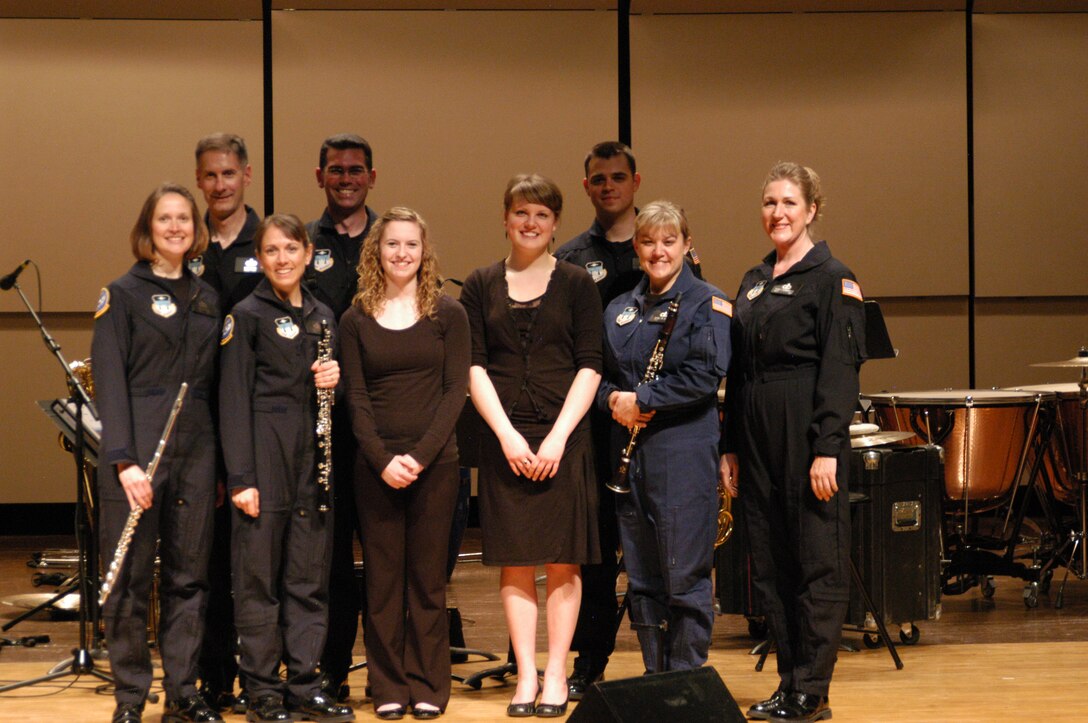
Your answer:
[460,260,603,566]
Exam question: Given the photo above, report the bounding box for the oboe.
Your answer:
[100,382,188,605]
[607,295,682,494]
[315,320,333,514]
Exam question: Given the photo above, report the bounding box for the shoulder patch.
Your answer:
[220,314,235,346]
[712,295,733,317]
[94,288,110,319]
[841,278,863,302]
[687,247,701,265]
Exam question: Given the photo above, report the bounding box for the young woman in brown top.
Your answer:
[338,207,470,721]
[460,175,603,718]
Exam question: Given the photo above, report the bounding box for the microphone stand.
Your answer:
[0,276,115,694]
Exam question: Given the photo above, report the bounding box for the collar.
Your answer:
[204,205,261,250]
[759,239,832,279]
[129,261,197,296]
[252,276,320,319]
[631,261,696,310]
[317,206,377,239]
[587,209,638,246]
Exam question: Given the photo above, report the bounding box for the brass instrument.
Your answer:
[715,479,734,548]
[100,383,187,606]
[608,295,682,494]
[68,358,96,402]
[315,320,333,514]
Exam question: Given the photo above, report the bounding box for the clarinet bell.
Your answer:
[607,456,632,494]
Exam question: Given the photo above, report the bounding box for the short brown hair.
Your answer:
[584,141,636,177]
[255,213,311,253]
[129,183,208,263]
[195,132,248,166]
[503,173,563,218]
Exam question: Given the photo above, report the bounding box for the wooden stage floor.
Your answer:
[2,533,1087,721]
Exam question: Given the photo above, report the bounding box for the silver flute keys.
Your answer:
[315,320,333,514]
[99,382,188,606]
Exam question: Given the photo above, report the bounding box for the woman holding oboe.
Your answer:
[93,183,223,723]
[219,214,350,723]
[597,200,731,673]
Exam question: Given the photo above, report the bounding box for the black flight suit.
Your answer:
[555,220,704,677]
[191,204,263,701]
[219,278,338,702]
[723,241,867,698]
[92,261,220,706]
[597,263,731,672]
[303,206,376,690]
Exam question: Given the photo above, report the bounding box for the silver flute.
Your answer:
[315,320,333,513]
[99,382,188,606]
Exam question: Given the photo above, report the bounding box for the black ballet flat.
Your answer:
[534,699,568,718]
[411,705,442,720]
[375,704,406,720]
[506,700,536,718]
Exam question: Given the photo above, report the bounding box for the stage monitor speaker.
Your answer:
[568,667,746,722]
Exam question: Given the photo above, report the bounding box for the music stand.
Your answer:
[0,277,115,694]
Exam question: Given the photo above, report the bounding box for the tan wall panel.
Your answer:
[975,298,1088,389]
[271,10,615,284]
[0,18,264,313]
[973,14,1088,296]
[631,12,968,297]
[860,298,970,394]
[0,316,94,504]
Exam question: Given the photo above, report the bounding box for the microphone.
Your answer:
[0,259,31,291]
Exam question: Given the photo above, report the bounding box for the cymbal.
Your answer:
[1033,349,1088,368]
[0,592,80,614]
[849,423,880,436]
[851,431,915,449]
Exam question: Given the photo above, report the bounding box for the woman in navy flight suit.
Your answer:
[93,183,223,723]
[219,214,352,723]
[598,200,732,673]
[721,163,866,723]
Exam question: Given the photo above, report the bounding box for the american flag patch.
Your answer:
[712,296,733,317]
[841,279,863,301]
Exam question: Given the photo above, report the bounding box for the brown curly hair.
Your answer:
[353,207,441,319]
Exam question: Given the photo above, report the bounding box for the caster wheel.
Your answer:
[862,633,883,649]
[981,576,996,599]
[898,624,920,645]
[748,618,768,641]
[1023,583,1039,609]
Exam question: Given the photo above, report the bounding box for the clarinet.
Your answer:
[100,383,188,605]
[315,320,333,514]
[607,295,682,494]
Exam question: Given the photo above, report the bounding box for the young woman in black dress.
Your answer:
[460,175,603,718]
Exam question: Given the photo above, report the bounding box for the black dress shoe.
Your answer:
[112,701,144,723]
[748,689,790,720]
[162,694,224,722]
[535,699,568,718]
[246,694,292,722]
[411,704,441,720]
[374,704,406,721]
[567,669,603,701]
[234,690,253,716]
[200,687,237,713]
[286,692,356,722]
[320,676,351,703]
[768,692,831,722]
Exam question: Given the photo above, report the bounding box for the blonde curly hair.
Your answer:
[353,207,441,319]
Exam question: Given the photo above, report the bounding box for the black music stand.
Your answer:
[0,275,116,695]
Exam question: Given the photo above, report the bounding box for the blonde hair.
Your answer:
[764,162,824,222]
[353,207,441,319]
[635,200,691,240]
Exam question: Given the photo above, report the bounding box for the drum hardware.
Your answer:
[865,390,1057,605]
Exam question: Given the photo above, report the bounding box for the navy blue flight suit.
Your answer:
[598,263,732,672]
[190,204,263,703]
[723,241,867,699]
[92,261,220,706]
[555,220,704,678]
[304,207,376,691]
[219,277,338,703]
